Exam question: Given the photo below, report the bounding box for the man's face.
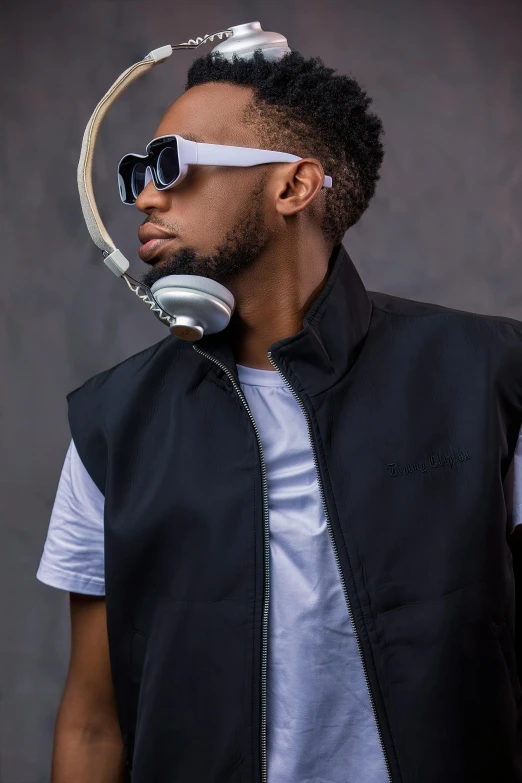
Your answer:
[135,82,273,290]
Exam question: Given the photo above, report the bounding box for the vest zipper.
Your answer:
[267,351,393,783]
[192,345,271,783]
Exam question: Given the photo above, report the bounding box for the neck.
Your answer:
[226,233,332,370]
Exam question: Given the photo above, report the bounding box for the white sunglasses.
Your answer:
[118,133,333,204]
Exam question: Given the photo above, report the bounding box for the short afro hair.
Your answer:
[185,50,384,246]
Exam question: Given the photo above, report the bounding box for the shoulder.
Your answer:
[68,334,183,399]
[65,334,188,494]
[369,290,522,341]
[66,333,197,418]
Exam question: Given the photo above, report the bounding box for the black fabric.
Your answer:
[67,244,522,782]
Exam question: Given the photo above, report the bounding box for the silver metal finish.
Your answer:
[171,29,232,51]
[192,345,271,783]
[150,275,235,340]
[122,273,174,327]
[266,351,393,783]
[210,21,291,61]
[169,316,204,341]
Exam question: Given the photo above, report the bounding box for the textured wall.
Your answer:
[1,0,521,779]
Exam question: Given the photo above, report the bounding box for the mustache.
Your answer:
[141,216,182,235]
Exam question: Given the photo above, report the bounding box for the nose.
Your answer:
[135,166,169,213]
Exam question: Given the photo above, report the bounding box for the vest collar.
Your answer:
[195,244,373,397]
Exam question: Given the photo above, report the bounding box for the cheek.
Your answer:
[177,171,256,250]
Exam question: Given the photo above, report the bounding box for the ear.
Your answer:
[274,158,327,218]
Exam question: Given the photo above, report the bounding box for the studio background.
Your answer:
[1,0,521,779]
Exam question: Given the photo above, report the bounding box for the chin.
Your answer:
[141,263,173,290]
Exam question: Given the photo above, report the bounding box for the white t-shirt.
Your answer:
[37,364,522,783]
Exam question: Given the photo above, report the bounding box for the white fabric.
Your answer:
[37,365,522,782]
[36,438,105,595]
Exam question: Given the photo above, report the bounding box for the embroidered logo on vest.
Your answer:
[387,450,471,477]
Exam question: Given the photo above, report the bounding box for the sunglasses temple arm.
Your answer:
[77,46,173,276]
[193,144,333,188]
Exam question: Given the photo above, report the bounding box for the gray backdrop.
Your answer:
[1,0,521,779]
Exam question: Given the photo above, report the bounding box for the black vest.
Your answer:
[68,244,522,782]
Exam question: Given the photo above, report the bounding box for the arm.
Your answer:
[51,593,126,783]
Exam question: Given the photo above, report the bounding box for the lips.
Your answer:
[138,224,178,262]
[138,237,178,262]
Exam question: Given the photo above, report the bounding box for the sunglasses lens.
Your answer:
[118,173,128,203]
[131,161,147,199]
[157,146,179,187]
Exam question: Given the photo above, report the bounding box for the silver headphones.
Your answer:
[77,22,291,341]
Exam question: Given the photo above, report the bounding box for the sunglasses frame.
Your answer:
[117,134,333,205]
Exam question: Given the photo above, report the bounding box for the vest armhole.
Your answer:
[66,383,108,496]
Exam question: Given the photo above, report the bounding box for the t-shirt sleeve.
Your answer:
[36,439,106,595]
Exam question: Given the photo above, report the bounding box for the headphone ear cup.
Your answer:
[183,276,235,306]
[150,275,236,340]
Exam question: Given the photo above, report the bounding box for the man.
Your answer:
[37,49,522,782]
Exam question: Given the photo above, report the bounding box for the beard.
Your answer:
[139,175,270,291]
